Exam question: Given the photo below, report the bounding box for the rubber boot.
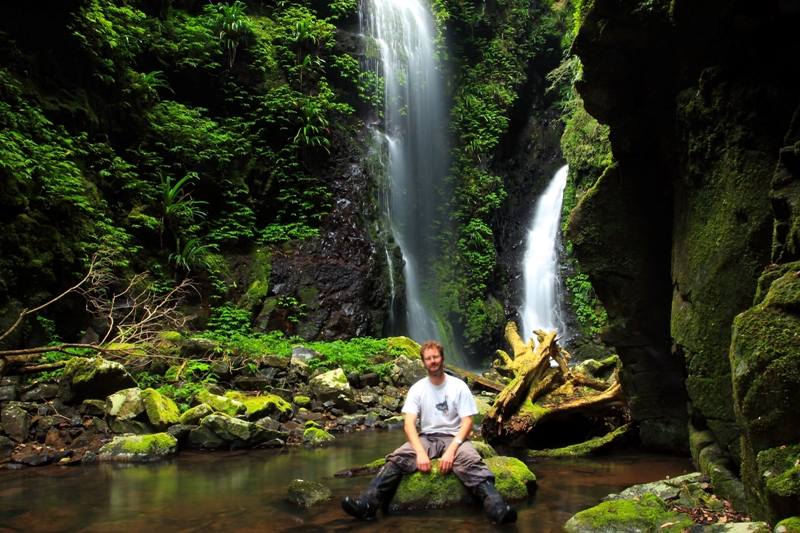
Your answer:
[341,461,404,520]
[473,479,518,524]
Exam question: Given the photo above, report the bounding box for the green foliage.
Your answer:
[208,1,251,67]
[308,337,399,379]
[169,238,219,273]
[207,304,252,335]
[564,264,606,335]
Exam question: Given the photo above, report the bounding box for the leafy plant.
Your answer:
[169,237,219,273]
[159,173,208,251]
[215,0,249,67]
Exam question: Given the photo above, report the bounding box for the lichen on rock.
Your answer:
[98,433,178,462]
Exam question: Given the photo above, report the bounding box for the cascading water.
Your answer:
[361,0,450,345]
[520,165,569,341]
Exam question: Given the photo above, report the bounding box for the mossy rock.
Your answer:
[156,331,183,345]
[472,396,491,426]
[776,517,800,533]
[141,388,180,430]
[286,479,331,507]
[178,403,214,425]
[388,456,535,510]
[224,391,293,422]
[302,427,335,446]
[98,433,178,462]
[472,440,498,459]
[387,336,420,359]
[564,493,694,533]
[293,395,311,408]
[196,389,246,417]
[58,357,137,404]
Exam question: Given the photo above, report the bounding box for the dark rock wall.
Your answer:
[570,0,800,521]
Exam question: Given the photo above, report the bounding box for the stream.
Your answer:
[0,430,692,532]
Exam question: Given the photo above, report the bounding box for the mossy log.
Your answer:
[482,322,626,446]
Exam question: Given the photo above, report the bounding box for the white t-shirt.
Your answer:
[401,375,478,435]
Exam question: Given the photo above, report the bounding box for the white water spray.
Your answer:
[520,165,569,341]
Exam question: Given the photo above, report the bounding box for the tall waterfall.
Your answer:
[362,0,450,345]
[520,165,569,341]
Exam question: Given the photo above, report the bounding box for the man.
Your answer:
[341,340,517,524]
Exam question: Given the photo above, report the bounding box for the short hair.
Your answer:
[419,340,444,360]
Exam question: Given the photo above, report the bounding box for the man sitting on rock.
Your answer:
[341,340,517,524]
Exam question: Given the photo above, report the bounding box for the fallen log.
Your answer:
[482,322,627,447]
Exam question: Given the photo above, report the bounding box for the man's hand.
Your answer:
[417,450,432,473]
[439,448,456,474]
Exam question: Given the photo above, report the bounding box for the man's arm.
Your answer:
[404,413,431,473]
[439,416,473,474]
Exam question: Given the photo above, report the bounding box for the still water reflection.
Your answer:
[0,431,691,533]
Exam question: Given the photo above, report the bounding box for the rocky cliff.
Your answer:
[569,0,800,522]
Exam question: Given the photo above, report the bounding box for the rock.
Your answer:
[166,424,195,445]
[98,433,178,462]
[196,389,246,417]
[181,337,219,358]
[391,356,426,386]
[0,385,18,402]
[775,517,800,533]
[0,435,15,460]
[378,395,400,411]
[384,416,405,429]
[302,427,335,446]
[472,440,498,459]
[179,403,214,425]
[58,357,137,404]
[79,399,106,417]
[19,382,58,402]
[309,368,353,402]
[232,377,273,391]
[224,391,293,422]
[197,414,286,448]
[387,337,420,359]
[1,405,30,442]
[188,425,228,449]
[286,479,332,507]
[389,456,536,510]
[105,387,145,420]
[334,393,357,414]
[360,372,381,387]
[472,396,491,426]
[141,388,180,430]
[296,408,325,423]
[288,358,310,383]
[604,472,704,503]
[293,395,311,408]
[337,414,365,429]
[291,346,319,363]
[109,419,156,434]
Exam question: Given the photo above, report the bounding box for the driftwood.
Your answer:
[481,322,626,446]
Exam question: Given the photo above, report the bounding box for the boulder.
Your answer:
[472,396,491,426]
[58,357,137,404]
[187,425,228,449]
[105,387,145,421]
[224,391,293,422]
[98,433,178,462]
[1,405,30,442]
[196,390,246,417]
[179,403,214,425]
[19,382,59,402]
[302,427,335,446]
[141,388,180,430]
[286,479,331,507]
[79,399,106,417]
[387,337,420,359]
[0,384,18,402]
[194,414,287,448]
[291,346,319,363]
[309,368,353,402]
[181,337,219,358]
[391,356,426,386]
[0,435,15,460]
[288,358,310,383]
[389,456,536,510]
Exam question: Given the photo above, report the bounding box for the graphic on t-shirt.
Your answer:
[435,396,448,414]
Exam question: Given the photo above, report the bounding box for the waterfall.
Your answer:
[520,165,569,342]
[362,0,451,346]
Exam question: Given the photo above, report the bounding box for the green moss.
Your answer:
[224,391,292,419]
[141,388,180,429]
[197,389,246,417]
[365,457,387,469]
[178,402,214,425]
[120,433,177,454]
[302,427,335,445]
[776,517,800,533]
[387,337,420,359]
[519,399,549,421]
[758,444,800,499]
[293,395,311,407]
[527,424,632,458]
[564,493,693,533]
[157,331,183,344]
[304,420,322,429]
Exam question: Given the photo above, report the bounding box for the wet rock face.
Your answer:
[253,131,390,341]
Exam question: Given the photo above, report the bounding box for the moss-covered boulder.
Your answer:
[564,493,694,533]
[730,264,800,523]
[391,356,426,387]
[388,456,535,510]
[58,357,137,404]
[98,433,178,462]
[308,368,352,402]
[189,414,285,449]
[776,517,800,533]
[387,336,420,359]
[472,396,491,426]
[178,403,214,425]
[286,479,331,507]
[196,389,246,417]
[141,388,180,430]
[105,387,145,420]
[224,391,293,422]
[302,427,335,446]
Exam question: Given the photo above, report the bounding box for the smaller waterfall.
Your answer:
[520,165,569,341]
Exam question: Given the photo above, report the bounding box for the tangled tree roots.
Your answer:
[482,322,627,447]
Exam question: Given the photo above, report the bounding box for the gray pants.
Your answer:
[385,434,494,488]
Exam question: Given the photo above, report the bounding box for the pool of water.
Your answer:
[0,430,692,532]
